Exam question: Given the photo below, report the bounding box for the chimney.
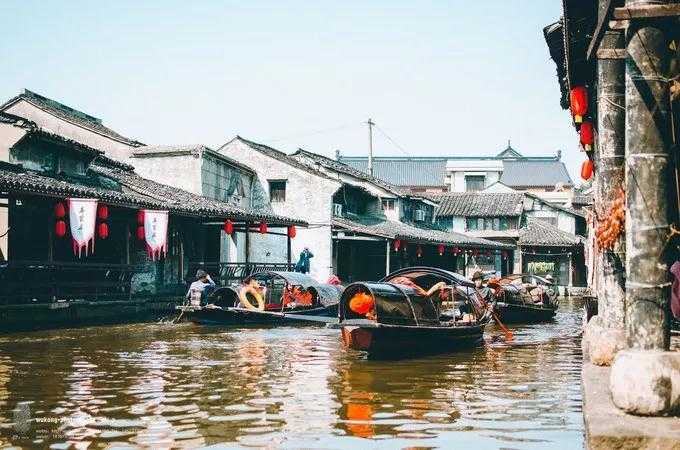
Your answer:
[556,149,562,160]
[335,149,341,160]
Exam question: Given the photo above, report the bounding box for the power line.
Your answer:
[373,123,412,158]
[266,122,361,143]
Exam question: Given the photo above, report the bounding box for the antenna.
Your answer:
[367,118,375,176]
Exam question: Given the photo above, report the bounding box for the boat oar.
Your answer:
[474,289,513,341]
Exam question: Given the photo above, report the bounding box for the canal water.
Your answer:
[0,299,584,449]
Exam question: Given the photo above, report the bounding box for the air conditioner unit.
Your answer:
[333,203,343,216]
[413,210,426,222]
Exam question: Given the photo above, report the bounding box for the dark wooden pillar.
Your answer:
[287,232,292,267]
[596,0,626,328]
[244,221,250,265]
[625,0,673,350]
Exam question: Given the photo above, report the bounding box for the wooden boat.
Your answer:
[179,271,341,326]
[338,267,492,357]
[493,274,558,323]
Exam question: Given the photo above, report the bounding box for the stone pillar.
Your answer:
[624,0,673,351]
[595,0,626,329]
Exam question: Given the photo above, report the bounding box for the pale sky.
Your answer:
[0,1,583,183]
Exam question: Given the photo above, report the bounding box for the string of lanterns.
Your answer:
[390,239,511,259]
[570,85,595,181]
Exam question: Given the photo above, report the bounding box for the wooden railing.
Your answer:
[188,261,294,286]
[0,260,137,305]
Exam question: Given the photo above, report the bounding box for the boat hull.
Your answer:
[341,322,486,357]
[184,304,338,326]
[494,302,557,323]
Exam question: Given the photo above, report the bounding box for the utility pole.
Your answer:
[367,118,374,177]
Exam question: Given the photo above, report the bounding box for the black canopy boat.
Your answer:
[337,267,493,357]
[492,273,559,323]
[179,271,342,325]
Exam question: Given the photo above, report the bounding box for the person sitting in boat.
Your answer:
[186,269,216,305]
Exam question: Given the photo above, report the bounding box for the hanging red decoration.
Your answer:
[54,202,66,218]
[137,210,145,225]
[485,250,492,257]
[452,246,460,255]
[136,225,145,240]
[501,250,508,259]
[287,225,297,238]
[580,121,594,151]
[416,245,423,258]
[223,219,234,235]
[97,204,109,220]
[438,244,445,256]
[97,222,109,239]
[393,239,401,252]
[570,86,588,123]
[581,159,594,181]
[259,222,268,234]
[55,220,67,238]
[473,249,479,256]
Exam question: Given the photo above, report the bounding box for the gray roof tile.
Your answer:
[333,215,511,249]
[500,160,573,188]
[339,157,448,187]
[519,218,583,247]
[434,192,525,218]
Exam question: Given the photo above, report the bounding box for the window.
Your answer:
[465,175,485,192]
[381,199,395,211]
[202,156,246,202]
[536,216,558,226]
[269,180,286,203]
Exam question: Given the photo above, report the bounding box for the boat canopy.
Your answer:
[245,271,341,307]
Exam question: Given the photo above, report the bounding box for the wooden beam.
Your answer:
[587,0,615,61]
[614,3,680,19]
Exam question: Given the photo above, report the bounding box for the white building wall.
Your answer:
[451,217,466,232]
[219,139,341,282]
[130,154,203,195]
[3,100,137,161]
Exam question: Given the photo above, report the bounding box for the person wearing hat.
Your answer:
[186,269,216,305]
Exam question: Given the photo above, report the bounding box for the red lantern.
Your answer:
[287,225,297,238]
[473,249,479,256]
[54,202,66,218]
[223,220,234,235]
[580,121,594,151]
[259,222,268,234]
[452,246,460,255]
[55,220,67,238]
[416,245,423,258]
[581,159,594,181]
[136,225,145,240]
[438,244,445,256]
[393,239,401,252]
[502,250,508,259]
[97,204,109,220]
[137,210,145,225]
[97,222,109,239]
[570,86,588,123]
[486,250,492,257]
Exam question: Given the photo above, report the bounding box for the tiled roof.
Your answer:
[0,90,143,147]
[338,156,448,187]
[221,137,334,181]
[434,192,525,218]
[332,215,512,249]
[291,149,404,196]
[0,161,304,225]
[519,218,584,247]
[499,160,573,188]
[132,144,255,174]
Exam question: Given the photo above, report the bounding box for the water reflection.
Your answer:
[0,299,584,449]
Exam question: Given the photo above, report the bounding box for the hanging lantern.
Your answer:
[438,244,445,256]
[97,222,109,239]
[581,159,594,181]
[416,245,423,258]
[137,210,145,225]
[223,219,234,235]
[580,121,594,151]
[485,250,492,257]
[570,86,588,123]
[97,204,109,220]
[393,239,401,252]
[473,249,479,256]
[287,225,297,238]
[501,250,508,259]
[453,246,460,255]
[136,225,145,240]
[54,202,66,218]
[259,222,268,234]
[55,220,67,238]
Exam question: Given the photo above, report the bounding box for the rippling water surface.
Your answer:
[0,298,584,449]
